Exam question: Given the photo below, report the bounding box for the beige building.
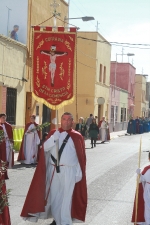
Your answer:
[65,31,111,123]
[0,35,27,127]
[134,74,149,117]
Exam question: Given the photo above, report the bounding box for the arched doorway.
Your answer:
[97,97,105,122]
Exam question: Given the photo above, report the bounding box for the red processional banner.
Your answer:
[32,27,76,109]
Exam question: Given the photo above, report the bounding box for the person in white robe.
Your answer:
[99,117,109,143]
[17,115,40,164]
[22,112,86,225]
[136,152,150,225]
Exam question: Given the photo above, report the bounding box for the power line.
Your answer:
[77,36,150,49]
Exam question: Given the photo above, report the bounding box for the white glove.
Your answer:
[136,168,141,175]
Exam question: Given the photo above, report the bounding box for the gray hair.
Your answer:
[61,112,73,120]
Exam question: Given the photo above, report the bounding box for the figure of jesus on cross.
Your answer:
[41,45,67,86]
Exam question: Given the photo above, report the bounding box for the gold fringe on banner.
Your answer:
[32,92,75,110]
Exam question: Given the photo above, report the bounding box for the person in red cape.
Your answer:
[0,114,14,168]
[0,161,11,225]
[17,115,40,164]
[131,152,150,225]
[98,117,110,143]
[20,112,87,225]
[0,125,9,179]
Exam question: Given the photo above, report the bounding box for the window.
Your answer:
[99,64,102,82]
[110,105,118,122]
[36,105,39,116]
[120,108,126,122]
[6,88,17,125]
[103,66,106,83]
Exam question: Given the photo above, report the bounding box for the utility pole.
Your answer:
[96,21,100,31]
[6,6,11,37]
[121,47,124,62]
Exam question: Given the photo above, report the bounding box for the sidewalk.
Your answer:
[110,129,126,140]
[13,130,127,162]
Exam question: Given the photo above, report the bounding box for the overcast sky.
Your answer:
[68,0,150,78]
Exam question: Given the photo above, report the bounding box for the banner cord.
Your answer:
[36,15,54,26]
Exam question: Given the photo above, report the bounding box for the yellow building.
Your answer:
[134,74,149,117]
[65,31,111,123]
[0,35,27,127]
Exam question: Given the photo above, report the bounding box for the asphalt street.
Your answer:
[6,133,150,225]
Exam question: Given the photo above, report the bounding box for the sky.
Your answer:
[68,0,150,79]
[0,0,28,43]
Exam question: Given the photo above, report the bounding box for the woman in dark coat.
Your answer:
[75,117,86,137]
[89,118,99,148]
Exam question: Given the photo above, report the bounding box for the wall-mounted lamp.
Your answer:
[22,78,28,82]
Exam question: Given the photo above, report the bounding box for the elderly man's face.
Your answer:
[61,115,73,130]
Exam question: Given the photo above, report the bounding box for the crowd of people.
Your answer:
[75,114,110,148]
[127,116,150,135]
[1,112,150,225]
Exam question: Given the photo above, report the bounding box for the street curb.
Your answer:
[110,133,126,140]
[13,133,126,162]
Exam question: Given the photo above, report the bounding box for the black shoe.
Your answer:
[91,146,93,148]
[50,220,56,225]
[100,141,105,144]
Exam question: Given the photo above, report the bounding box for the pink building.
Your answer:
[110,62,136,117]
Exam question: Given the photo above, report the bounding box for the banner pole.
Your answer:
[134,137,142,224]
[75,33,78,123]
[56,109,59,173]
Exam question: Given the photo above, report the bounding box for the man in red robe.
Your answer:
[131,152,150,224]
[0,125,9,179]
[0,160,11,225]
[0,114,14,168]
[17,115,40,164]
[20,112,87,225]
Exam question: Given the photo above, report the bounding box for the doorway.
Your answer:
[42,104,51,135]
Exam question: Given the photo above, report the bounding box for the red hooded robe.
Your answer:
[0,171,11,225]
[20,128,87,222]
[17,122,40,161]
[0,125,8,179]
[3,122,14,167]
[131,165,150,224]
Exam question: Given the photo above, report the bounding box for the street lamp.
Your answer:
[64,16,95,29]
[113,53,135,131]
[6,6,11,37]
[64,16,95,21]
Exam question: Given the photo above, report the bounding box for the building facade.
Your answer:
[64,31,111,123]
[134,74,149,117]
[146,81,150,116]
[0,35,27,127]
[108,85,128,132]
[110,62,136,119]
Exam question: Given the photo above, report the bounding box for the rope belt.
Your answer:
[45,164,64,206]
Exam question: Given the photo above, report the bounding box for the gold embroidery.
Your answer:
[36,39,44,50]
[64,40,72,51]
[42,61,48,79]
[59,62,65,80]
[36,75,40,88]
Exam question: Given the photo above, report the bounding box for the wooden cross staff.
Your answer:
[134,137,142,225]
